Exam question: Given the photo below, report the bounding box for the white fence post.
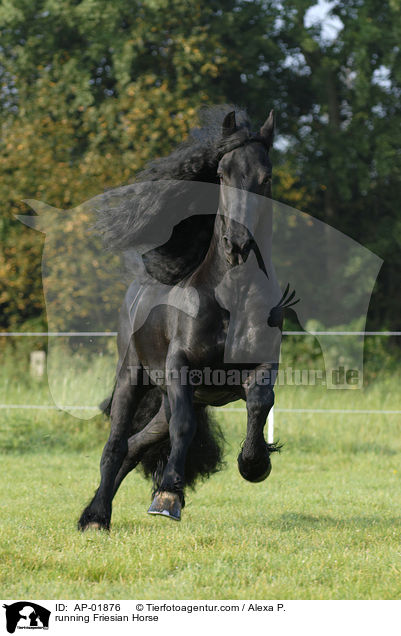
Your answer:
[267,406,274,444]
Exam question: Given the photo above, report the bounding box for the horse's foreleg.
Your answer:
[112,401,169,497]
[78,364,145,531]
[238,370,275,483]
[148,355,196,521]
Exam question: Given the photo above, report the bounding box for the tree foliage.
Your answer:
[0,0,399,335]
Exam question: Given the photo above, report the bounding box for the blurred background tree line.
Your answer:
[0,0,400,348]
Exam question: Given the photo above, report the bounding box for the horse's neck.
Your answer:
[191,204,274,291]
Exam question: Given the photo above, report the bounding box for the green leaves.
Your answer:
[0,0,399,333]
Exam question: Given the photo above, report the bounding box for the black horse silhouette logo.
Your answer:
[2,602,50,633]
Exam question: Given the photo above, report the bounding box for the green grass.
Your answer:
[1,369,401,599]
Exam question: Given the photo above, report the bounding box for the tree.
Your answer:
[0,0,400,337]
[272,0,400,331]
[0,0,282,330]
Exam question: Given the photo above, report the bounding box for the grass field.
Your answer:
[0,354,401,599]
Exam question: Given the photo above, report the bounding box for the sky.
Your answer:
[304,0,344,44]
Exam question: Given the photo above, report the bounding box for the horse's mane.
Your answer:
[95,105,253,284]
[136,104,251,183]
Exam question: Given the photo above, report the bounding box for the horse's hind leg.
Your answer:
[112,397,170,497]
[238,369,277,482]
[78,363,146,531]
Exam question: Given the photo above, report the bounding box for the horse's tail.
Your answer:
[99,385,161,423]
[139,406,225,499]
[99,390,225,496]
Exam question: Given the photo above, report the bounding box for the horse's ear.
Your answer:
[222,111,237,137]
[15,215,45,231]
[15,199,60,233]
[260,109,274,148]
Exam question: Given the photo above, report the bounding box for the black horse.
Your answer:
[79,106,296,530]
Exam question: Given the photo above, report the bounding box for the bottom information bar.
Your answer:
[1,600,400,636]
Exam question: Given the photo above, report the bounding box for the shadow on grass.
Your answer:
[285,435,400,456]
[345,442,398,456]
[0,413,108,454]
[271,512,401,530]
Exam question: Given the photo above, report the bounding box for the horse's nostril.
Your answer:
[243,238,254,255]
[223,236,254,262]
[223,235,233,252]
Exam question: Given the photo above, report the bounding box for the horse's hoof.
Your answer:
[147,491,182,521]
[82,522,103,531]
[78,509,110,532]
[237,451,272,483]
[78,520,110,532]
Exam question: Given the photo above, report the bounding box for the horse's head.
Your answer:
[217,109,274,267]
